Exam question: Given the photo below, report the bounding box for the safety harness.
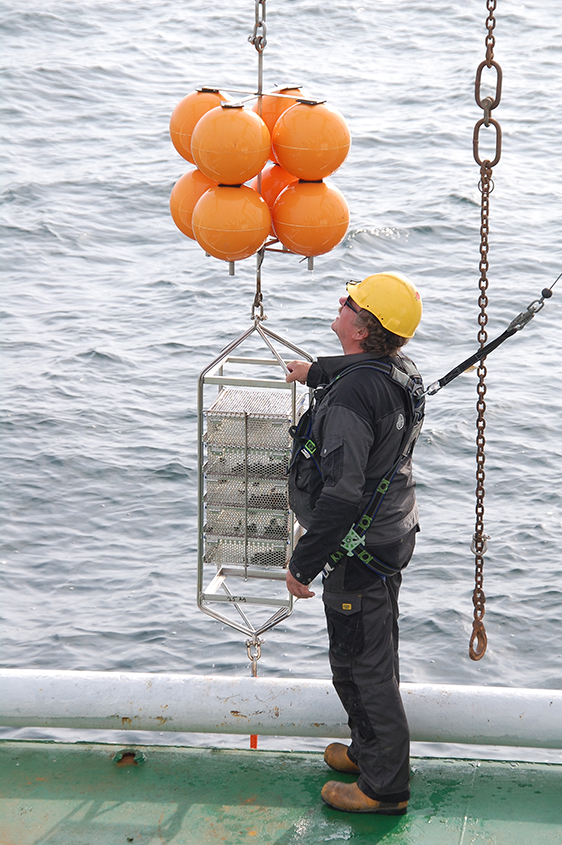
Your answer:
[289,357,425,578]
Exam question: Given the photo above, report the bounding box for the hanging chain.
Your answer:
[484,0,497,63]
[469,0,502,661]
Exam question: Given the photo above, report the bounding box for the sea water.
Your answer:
[1,0,561,758]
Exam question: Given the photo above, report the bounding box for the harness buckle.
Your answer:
[340,527,366,556]
[322,560,336,579]
[300,439,317,459]
[377,478,390,494]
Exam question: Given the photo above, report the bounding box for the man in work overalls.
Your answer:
[285,273,424,815]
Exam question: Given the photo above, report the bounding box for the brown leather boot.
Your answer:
[323,743,360,774]
[321,781,408,815]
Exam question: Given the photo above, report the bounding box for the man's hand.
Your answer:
[285,360,312,385]
[286,569,316,598]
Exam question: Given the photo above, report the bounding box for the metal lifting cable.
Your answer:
[250,1,267,324]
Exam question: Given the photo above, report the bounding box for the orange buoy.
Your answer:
[272,180,349,257]
[253,162,298,208]
[272,102,351,181]
[169,169,217,240]
[192,184,271,261]
[252,87,301,143]
[191,105,271,186]
[170,89,228,164]
[252,163,298,234]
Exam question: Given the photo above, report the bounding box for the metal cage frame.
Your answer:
[197,322,312,638]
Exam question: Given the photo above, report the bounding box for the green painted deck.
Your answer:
[1,741,561,844]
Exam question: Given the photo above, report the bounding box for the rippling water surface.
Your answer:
[1,0,561,755]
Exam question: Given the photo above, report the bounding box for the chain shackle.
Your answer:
[248,0,267,53]
[251,297,265,322]
[246,637,263,677]
[251,246,267,322]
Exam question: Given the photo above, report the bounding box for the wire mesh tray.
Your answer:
[205,445,289,479]
[204,536,289,568]
[205,506,290,541]
[205,388,305,449]
[205,476,288,509]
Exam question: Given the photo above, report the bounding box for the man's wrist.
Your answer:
[288,560,315,585]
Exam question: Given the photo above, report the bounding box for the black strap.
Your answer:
[426,279,559,395]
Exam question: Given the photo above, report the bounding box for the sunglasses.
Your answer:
[344,295,361,314]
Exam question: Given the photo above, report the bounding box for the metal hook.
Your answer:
[469,620,488,660]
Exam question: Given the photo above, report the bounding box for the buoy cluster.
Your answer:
[169,87,351,263]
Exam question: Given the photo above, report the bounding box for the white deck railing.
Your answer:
[1,669,561,748]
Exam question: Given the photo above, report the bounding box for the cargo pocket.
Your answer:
[323,592,364,658]
[320,436,344,487]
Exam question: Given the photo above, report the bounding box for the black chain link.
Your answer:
[469,1,502,661]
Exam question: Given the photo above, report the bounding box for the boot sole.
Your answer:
[325,762,360,774]
[321,795,408,815]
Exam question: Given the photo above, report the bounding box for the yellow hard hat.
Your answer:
[347,272,422,338]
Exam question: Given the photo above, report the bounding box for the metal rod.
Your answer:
[253,606,292,636]
[201,593,291,609]
[256,323,290,375]
[221,580,256,631]
[244,412,249,579]
[203,375,294,389]
[260,325,315,361]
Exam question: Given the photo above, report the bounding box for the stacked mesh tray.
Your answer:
[203,388,304,570]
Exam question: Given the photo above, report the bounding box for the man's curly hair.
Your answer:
[354,308,409,357]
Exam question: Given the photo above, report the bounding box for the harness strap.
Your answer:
[290,357,425,580]
[322,454,405,579]
[320,360,424,579]
[289,357,425,476]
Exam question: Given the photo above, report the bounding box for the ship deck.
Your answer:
[1,740,561,844]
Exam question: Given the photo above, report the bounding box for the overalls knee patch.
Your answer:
[331,665,376,742]
[323,592,364,658]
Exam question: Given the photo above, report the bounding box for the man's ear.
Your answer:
[352,325,369,341]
